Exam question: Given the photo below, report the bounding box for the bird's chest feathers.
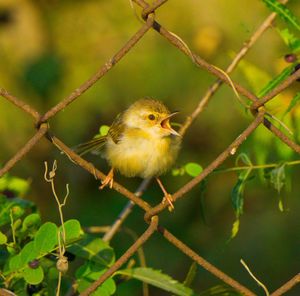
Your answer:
[106,129,176,178]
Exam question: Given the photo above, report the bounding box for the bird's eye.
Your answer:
[148,114,155,120]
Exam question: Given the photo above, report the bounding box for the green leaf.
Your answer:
[22,213,41,232]
[231,171,249,217]
[19,241,38,267]
[0,174,30,196]
[270,164,286,193]
[236,58,271,95]
[277,28,300,52]
[68,235,115,267]
[0,196,34,227]
[199,284,242,296]
[60,219,82,243]
[258,65,294,98]
[117,267,196,296]
[185,162,203,177]
[283,92,300,116]
[34,222,58,256]
[76,261,116,296]
[22,265,44,285]
[230,219,240,240]
[99,125,110,136]
[235,153,252,166]
[183,262,197,287]
[262,0,300,31]
[0,231,7,244]
[278,199,284,212]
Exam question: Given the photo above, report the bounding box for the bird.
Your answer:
[74,98,181,210]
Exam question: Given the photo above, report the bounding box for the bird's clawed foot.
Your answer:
[162,194,175,212]
[156,177,174,212]
[99,168,114,190]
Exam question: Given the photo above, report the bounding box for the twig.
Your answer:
[103,178,151,242]
[0,124,48,178]
[49,135,151,212]
[80,216,159,296]
[9,210,16,246]
[38,14,155,123]
[0,88,40,120]
[240,259,270,296]
[179,0,285,135]
[145,109,265,220]
[159,226,256,296]
[44,160,70,296]
[270,273,300,296]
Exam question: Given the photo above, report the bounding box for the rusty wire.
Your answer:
[1,0,299,295]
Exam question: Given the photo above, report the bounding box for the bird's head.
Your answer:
[123,98,180,138]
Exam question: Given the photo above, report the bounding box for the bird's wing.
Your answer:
[73,113,125,156]
[108,113,125,144]
[73,136,107,156]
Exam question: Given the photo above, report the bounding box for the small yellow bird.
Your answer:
[75,98,181,209]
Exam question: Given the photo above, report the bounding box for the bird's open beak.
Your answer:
[160,112,180,136]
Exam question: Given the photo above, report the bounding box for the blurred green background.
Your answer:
[1,0,300,295]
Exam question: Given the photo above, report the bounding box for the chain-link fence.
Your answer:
[1,0,300,295]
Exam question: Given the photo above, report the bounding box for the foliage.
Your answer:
[0,175,204,295]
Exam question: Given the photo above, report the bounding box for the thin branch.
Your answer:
[103,178,152,242]
[159,226,256,296]
[48,134,151,212]
[240,259,270,296]
[0,88,40,120]
[80,216,159,296]
[270,273,300,296]
[141,0,168,19]
[178,0,289,135]
[251,68,300,110]
[44,160,70,296]
[215,159,300,173]
[145,110,265,220]
[0,124,48,178]
[39,14,155,123]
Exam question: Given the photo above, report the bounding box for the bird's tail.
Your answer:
[73,136,106,156]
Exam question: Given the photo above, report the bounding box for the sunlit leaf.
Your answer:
[236,59,270,95]
[22,265,44,285]
[231,170,250,217]
[258,65,294,98]
[0,196,34,227]
[230,219,240,239]
[283,92,300,116]
[235,153,252,166]
[117,267,196,296]
[0,175,30,196]
[0,231,7,245]
[270,163,286,193]
[34,222,58,256]
[76,261,116,296]
[185,162,203,177]
[19,241,37,268]
[262,0,300,31]
[68,235,115,267]
[278,199,284,212]
[99,125,110,136]
[59,219,82,243]
[22,213,41,232]
[277,28,300,52]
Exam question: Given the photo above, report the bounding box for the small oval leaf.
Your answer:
[185,163,203,177]
[0,231,7,245]
[23,265,44,285]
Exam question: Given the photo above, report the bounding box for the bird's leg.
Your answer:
[156,177,174,211]
[99,168,114,190]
